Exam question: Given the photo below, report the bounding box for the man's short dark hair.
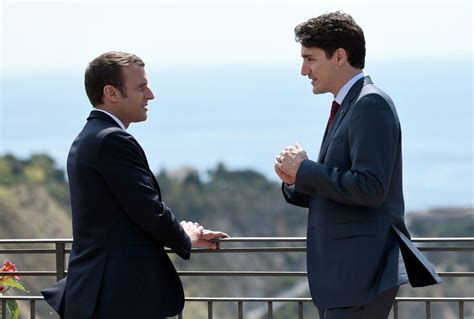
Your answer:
[295,11,366,69]
[84,51,145,106]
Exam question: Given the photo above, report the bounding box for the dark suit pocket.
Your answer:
[330,221,377,239]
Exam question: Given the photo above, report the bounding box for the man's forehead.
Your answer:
[301,46,322,57]
[123,64,146,82]
[123,64,145,74]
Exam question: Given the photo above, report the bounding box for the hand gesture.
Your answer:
[274,162,296,185]
[275,142,308,179]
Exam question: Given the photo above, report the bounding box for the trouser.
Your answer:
[318,287,399,319]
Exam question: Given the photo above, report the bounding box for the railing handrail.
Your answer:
[1,237,474,244]
[2,295,474,302]
[1,237,473,319]
[1,271,473,278]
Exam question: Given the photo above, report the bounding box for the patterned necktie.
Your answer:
[327,100,340,131]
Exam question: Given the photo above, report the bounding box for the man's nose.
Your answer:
[301,65,309,76]
[148,88,155,100]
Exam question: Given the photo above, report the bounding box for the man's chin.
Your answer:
[133,115,147,123]
[312,87,326,95]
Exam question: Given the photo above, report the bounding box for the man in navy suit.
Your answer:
[42,51,227,319]
[274,12,441,319]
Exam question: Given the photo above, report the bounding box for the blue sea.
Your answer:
[1,57,472,211]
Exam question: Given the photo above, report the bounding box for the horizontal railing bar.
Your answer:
[0,249,57,254]
[411,238,474,243]
[437,272,474,277]
[0,270,56,277]
[182,247,307,253]
[215,237,474,243]
[417,247,474,252]
[1,296,473,302]
[0,296,45,301]
[177,271,473,277]
[0,239,72,244]
[178,271,307,276]
[177,247,474,253]
[0,271,58,276]
[187,297,474,302]
[1,247,472,255]
[1,238,473,244]
[1,271,472,277]
[396,297,474,302]
[216,237,307,242]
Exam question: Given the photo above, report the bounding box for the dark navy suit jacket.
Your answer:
[282,76,441,309]
[42,110,192,318]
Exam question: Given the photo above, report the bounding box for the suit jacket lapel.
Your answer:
[318,76,372,163]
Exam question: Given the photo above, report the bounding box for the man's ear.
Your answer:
[103,85,120,103]
[335,48,348,66]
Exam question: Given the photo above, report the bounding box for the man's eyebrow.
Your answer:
[302,54,312,58]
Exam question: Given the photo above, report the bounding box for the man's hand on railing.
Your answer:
[198,229,229,250]
[180,221,229,249]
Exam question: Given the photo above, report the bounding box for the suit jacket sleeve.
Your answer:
[281,183,310,208]
[294,94,399,207]
[98,130,192,259]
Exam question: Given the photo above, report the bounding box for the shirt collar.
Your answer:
[94,109,126,130]
[334,71,365,105]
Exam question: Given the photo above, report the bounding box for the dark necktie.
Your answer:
[327,100,340,131]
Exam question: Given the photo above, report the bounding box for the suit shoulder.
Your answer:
[97,126,130,142]
[359,83,395,108]
[354,85,399,118]
[350,92,401,129]
[72,123,135,157]
[97,128,141,153]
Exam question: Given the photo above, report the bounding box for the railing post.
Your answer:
[425,301,431,319]
[238,301,243,319]
[298,301,303,319]
[55,242,66,281]
[459,301,464,319]
[393,301,398,319]
[2,299,6,319]
[208,301,213,319]
[30,300,36,319]
[267,301,273,319]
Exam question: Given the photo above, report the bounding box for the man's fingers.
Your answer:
[201,230,229,240]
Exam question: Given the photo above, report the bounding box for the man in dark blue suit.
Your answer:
[42,51,227,319]
[274,12,441,319]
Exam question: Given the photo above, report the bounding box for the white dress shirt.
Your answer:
[94,109,126,130]
[334,72,365,105]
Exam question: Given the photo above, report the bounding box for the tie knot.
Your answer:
[331,101,340,114]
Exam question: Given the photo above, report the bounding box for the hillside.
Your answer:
[0,153,472,319]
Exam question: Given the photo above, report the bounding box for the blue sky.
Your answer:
[1,0,472,72]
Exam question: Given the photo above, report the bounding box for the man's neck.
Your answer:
[332,68,363,96]
[94,106,128,129]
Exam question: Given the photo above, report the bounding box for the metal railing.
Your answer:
[1,237,473,319]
